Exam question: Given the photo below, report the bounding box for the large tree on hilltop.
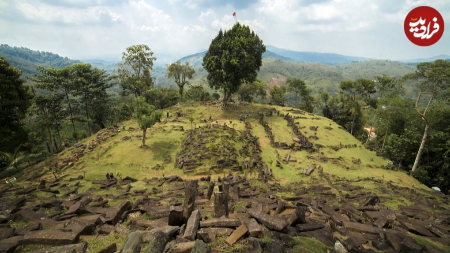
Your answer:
[116,44,156,97]
[0,57,33,152]
[402,59,450,172]
[203,23,266,106]
[167,61,195,103]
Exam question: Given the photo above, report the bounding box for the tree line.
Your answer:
[1,22,449,194]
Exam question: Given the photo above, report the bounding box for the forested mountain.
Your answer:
[0,44,79,77]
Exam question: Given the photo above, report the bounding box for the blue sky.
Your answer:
[1,0,449,62]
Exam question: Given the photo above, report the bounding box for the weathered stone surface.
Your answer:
[98,201,131,225]
[66,201,84,215]
[171,241,196,253]
[206,182,215,200]
[400,221,435,237]
[119,231,142,253]
[22,230,80,245]
[143,205,170,219]
[169,205,184,226]
[0,228,15,240]
[191,239,211,253]
[98,243,117,253]
[115,223,132,235]
[31,242,87,253]
[184,210,201,241]
[12,209,58,227]
[299,226,333,246]
[247,208,288,231]
[197,227,234,243]
[0,198,26,215]
[134,217,168,230]
[99,224,115,235]
[386,233,402,252]
[183,180,198,222]
[342,221,382,234]
[0,243,17,253]
[295,223,325,232]
[243,218,262,238]
[426,224,450,238]
[140,226,179,244]
[145,230,170,253]
[343,232,367,251]
[287,205,306,226]
[226,224,248,245]
[214,192,228,218]
[400,237,422,253]
[264,238,284,253]
[199,218,241,228]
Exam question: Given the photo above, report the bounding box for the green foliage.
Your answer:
[0,57,34,152]
[185,84,212,102]
[270,85,286,106]
[133,97,163,146]
[288,236,332,253]
[167,61,195,102]
[286,77,314,112]
[144,87,180,109]
[203,23,266,104]
[116,44,156,97]
[374,75,403,99]
[237,79,267,102]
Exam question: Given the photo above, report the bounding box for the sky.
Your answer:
[1,0,449,63]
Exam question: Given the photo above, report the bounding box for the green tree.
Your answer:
[116,45,156,97]
[237,79,267,102]
[0,145,26,171]
[185,85,212,102]
[0,57,33,152]
[374,75,403,99]
[402,59,450,172]
[33,94,64,154]
[270,85,286,106]
[32,66,77,133]
[133,97,162,147]
[203,23,266,106]
[71,63,112,135]
[167,61,195,102]
[144,87,180,109]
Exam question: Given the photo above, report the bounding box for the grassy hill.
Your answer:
[1,102,449,252]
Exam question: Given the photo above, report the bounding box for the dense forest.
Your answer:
[1,44,449,194]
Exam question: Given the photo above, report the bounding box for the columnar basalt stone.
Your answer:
[119,231,142,253]
[184,210,201,241]
[247,208,288,231]
[169,206,184,226]
[183,180,198,222]
[191,239,211,253]
[206,182,215,200]
[214,192,228,218]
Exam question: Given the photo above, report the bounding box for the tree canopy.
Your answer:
[167,61,195,102]
[0,57,33,152]
[116,45,156,97]
[202,23,265,105]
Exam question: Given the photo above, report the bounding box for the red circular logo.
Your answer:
[404,6,444,46]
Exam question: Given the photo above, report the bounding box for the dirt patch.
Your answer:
[396,175,413,186]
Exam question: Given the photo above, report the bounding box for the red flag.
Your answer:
[232,12,236,17]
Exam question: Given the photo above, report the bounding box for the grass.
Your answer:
[288,236,333,253]
[80,231,127,252]
[411,234,450,253]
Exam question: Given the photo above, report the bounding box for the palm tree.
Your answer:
[0,145,26,171]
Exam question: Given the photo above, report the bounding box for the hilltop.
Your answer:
[1,102,449,252]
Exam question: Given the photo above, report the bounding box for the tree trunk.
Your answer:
[411,92,433,172]
[47,127,54,155]
[84,93,91,136]
[179,85,184,103]
[66,93,76,136]
[142,128,146,147]
[412,119,429,172]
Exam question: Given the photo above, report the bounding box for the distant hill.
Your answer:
[0,44,79,77]
[266,45,371,65]
[400,54,450,63]
[178,50,294,68]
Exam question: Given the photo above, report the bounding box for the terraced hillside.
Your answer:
[1,102,449,253]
